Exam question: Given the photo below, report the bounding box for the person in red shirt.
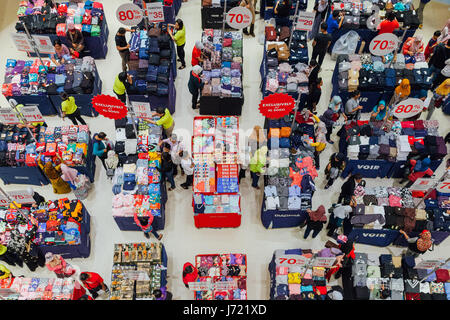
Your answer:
[424,30,441,61]
[191,41,204,67]
[378,12,399,35]
[182,262,198,288]
[79,272,109,299]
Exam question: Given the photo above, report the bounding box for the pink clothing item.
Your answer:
[389,195,402,207]
[289,284,301,295]
[277,266,289,275]
[289,168,303,186]
[60,164,78,184]
[401,121,414,128]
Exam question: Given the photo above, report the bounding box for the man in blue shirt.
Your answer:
[326,10,344,34]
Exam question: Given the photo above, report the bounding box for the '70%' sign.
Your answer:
[369,33,399,56]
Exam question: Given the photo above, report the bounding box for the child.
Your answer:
[180,151,194,189]
[425,30,441,61]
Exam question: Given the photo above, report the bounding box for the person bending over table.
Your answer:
[66,24,85,54]
[51,39,70,66]
[402,35,424,63]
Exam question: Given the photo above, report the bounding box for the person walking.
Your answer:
[113,72,133,104]
[322,95,346,143]
[308,60,320,89]
[427,78,450,120]
[240,0,255,37]
[309,0,329,41]
[60,92,86,125]
[311,23,332,67]
[180,151,194,189]
[306,77,323,113]
[249,146,268,189]
[148,107,175,138]
[160,133,185,176]
[416,0,430,29]
[45,252,75,278]
[115,27,133,72]
[168,19,186,69]
[303,205,327,239]
[308,122,327,169]
[133,211,163,240]
[92,132,110,170]
[79,272,109,299]
[188,65,204,109]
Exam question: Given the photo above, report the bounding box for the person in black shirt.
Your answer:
[66,24,84,53]
[338,173,362,204]
[308,59,320,90]
[160,146,176,191]
[311,22,332,67]
[429,39,450,89]
[306,77,322,113]
[324,153,345,189]
[115,27,133,72]
[274,0,291,26]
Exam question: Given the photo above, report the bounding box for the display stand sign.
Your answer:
[116,3,144,26]
[411,178,438,191]
[10,33,33,52]
[225,6,252,29]
[276,255,310,266]
[91,95,128,120]
[212,281,237,290]
[392,98,424,119]
[294,12,315,31]
[188,281,236,291]
[312,257,337,268]
[19,105,44,123]
[0,190,35,205]
[369,33,399,56]
[414,260,444,270]
[31,35,55,54]
[0,110,19,124]
[123,270,150,281]
[131,101,152,120]
[146,2,165,23]
[437,180,450,193]
[258,93,296,119]
[188,282,211,291]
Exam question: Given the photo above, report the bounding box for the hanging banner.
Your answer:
[295,12,315,31]
[10,33,33,52]
[0,109,20,124]
[369,33,399,56]
[32,35,55,54]
[392,98,424,119]
[116,3,144,26]
[225,6,252,29]
[258,93,296,119]
[91,95,128,120]
[0,190,35,205]
[131,101,152,120]
[276,255,310,266]
[146,2,165,23]
[19,105,44,123]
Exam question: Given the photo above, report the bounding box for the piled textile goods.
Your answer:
[200,30,243,98]
[16,1,104,36]
[2,57,96,97]
[0,277,81,300]
[194,253,247,300]
[127,25,173,97]
[111,242,165,300]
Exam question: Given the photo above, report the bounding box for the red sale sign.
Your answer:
[258,93,295,119]
[116,3,144,26]
[295,12,315,31]
[369,33,399,56]
[277,255,310,266]
[91,95,128,120]
[226,7,252,29]
[393,98,424,119]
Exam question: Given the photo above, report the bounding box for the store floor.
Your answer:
[0,0,449,300]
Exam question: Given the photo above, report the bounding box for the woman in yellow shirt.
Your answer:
[148,107,175,138]
[60,92,86,125]
[168,19,186,70]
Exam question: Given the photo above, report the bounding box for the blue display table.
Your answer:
[261,202,308,229]
[0,166,49,186]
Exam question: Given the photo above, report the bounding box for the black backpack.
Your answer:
[81,72,94,94]
[115,141,125,153]
[125,124,136,139]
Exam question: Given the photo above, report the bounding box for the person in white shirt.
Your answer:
[180,151,194,189]
[159,133,185,176]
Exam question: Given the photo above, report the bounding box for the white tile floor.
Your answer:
[0,0,449,300]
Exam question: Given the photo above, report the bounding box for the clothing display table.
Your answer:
[0,166,49,186]
[259,0,307,26]
[110,242,168,300]
[261,202,308,229]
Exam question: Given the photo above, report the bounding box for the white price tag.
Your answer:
[369,33,399,56]
[116,3,144,26]
[295,12,315,31]
[32,35,55,54]
[10,33,33,52]
[20,106,44,123]
[226,7,252,29]
[0,109,20,124]
[146,3,165,23]
[277,255,310,266]
[392,98,424,119]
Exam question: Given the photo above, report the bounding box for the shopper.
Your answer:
[429,39,450,88]
[66,24,85,53]
[309,0,329,41]
[60,92,86,125]
[326,10,344,34]
[303,205,327,239]
[149,107,175,138]
[160,133,185,176]
[113,72,132,104]
[338,173,362,205]
[0,264,12,280]
[240,0,255,37]
[45,252,75,278]
[306,77,323,113]
[27,187,45,208]
[134,212,163,240]
[182,262,199,288]
[161,150,176,191]
[188,65,204,110]
[180,151,194,189]
[327,235,355,280]
[399,229,433,257]
[115,27,132,72]
[168,19,186,69]
[416,0,430,29]
[326,204,353,237]
[274,0,292,27]
[311,23,332,67]
[344,90,363,121]
[322,95,346,143]
[402,35,424,62]
[153,287,173,300]
[402,157,434,188]
[378,11,399,35]
[191,41,204,67]
[308,122,327,169]
[249,146,268,189]
[50,39,70,66]
[424,31,441,61]
[92,132,109,170]
[79,272,109,299]
[308,60,320,89]
[38,159,72,194]
[427,78,450,120]
[370,100,389,121]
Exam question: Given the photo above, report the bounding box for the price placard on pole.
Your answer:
[0,109,20,124]
[213,281,237,290]
[369,33,399,56]
[414,260,443,270]
[116,3,144,26]
[123,270,150,281]
[131,101,152,120]
[146,2,165,23]
[10,33,33,52]
[392,98,424,119]
[411,178,438,192]
[313,257,337,268]
[437,180,450,193]
[276,255,310,266]
[225,6,252,29]
[0,190,35,205]
[32,35,55,54]
[295,12,315,31]
[188,282,211,291]
[19,106,44,123]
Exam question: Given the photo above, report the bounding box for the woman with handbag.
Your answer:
[399,229,433,257]
[92,132,110,170]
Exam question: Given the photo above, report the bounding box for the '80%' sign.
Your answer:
[392,98,424,119]
[116,3,144,26]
